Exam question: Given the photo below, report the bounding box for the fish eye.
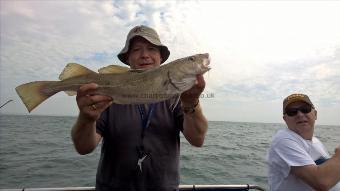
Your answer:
[188,57,195,61]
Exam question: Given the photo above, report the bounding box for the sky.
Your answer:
[1,0,340,125]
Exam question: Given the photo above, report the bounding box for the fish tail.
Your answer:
[15,81,58,112]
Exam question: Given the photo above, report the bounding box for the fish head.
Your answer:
[175,53,211,75]
[164,53,211,93]
[195,53,211,74]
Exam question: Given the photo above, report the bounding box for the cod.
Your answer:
[16,53,210,112]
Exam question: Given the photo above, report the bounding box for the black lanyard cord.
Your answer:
[137,103,156,141]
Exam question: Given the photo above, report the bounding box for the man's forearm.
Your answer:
[71,117,100,155]
[293,149,340,191]
[182,103,208,147]
[316,153,340,189]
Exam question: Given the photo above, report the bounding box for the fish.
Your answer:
[16,53,210,112]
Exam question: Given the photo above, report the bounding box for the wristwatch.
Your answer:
[182,100,199,114]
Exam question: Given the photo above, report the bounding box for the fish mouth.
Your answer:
[202,53,211,70]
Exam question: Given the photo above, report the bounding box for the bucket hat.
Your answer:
[117,25,170,65]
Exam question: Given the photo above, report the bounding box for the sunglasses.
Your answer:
[285,104,312,116]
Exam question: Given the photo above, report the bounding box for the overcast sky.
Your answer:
[1,0,340,125]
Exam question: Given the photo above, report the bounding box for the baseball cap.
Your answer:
[283,93,315,114]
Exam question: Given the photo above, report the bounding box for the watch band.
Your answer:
[182,100,199,114]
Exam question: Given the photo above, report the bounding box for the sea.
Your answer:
[0,114,339,190]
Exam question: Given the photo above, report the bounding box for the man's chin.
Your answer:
[296,122,311,129]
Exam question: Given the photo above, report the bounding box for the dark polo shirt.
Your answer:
[95,96,183,191]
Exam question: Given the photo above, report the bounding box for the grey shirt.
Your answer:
[95,96,183,191]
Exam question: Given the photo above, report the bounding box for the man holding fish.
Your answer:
[71,25,209,190]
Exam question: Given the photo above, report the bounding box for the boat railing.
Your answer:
[0,184,266,191]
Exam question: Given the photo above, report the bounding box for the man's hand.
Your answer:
[334,146,340,157]
[180,74,205,106]
[180,74,208,147]
[76,83,112,122]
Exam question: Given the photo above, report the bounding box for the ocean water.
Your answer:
[0,114,339,190]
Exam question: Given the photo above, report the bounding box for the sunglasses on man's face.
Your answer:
[285,104,312,117]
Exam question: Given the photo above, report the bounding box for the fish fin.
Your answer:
[59,63,96,80]
[167,71,196,92]
[15,81,58,112]
[65,91,77,96]
[98,65,130,74]
[170,94,181,112]
[180,78,197,91]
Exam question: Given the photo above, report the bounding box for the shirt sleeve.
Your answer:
[274,138,315,168]
[96,107,109,136]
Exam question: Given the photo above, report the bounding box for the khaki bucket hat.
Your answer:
[117,25,170,65]
[283,93,315,114]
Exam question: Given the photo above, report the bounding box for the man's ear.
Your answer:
[314,110,317,120]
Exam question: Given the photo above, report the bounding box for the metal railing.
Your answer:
[0,184,266,191]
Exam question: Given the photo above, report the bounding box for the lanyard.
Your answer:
[137,103,156,139]
[136,103,156,172]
